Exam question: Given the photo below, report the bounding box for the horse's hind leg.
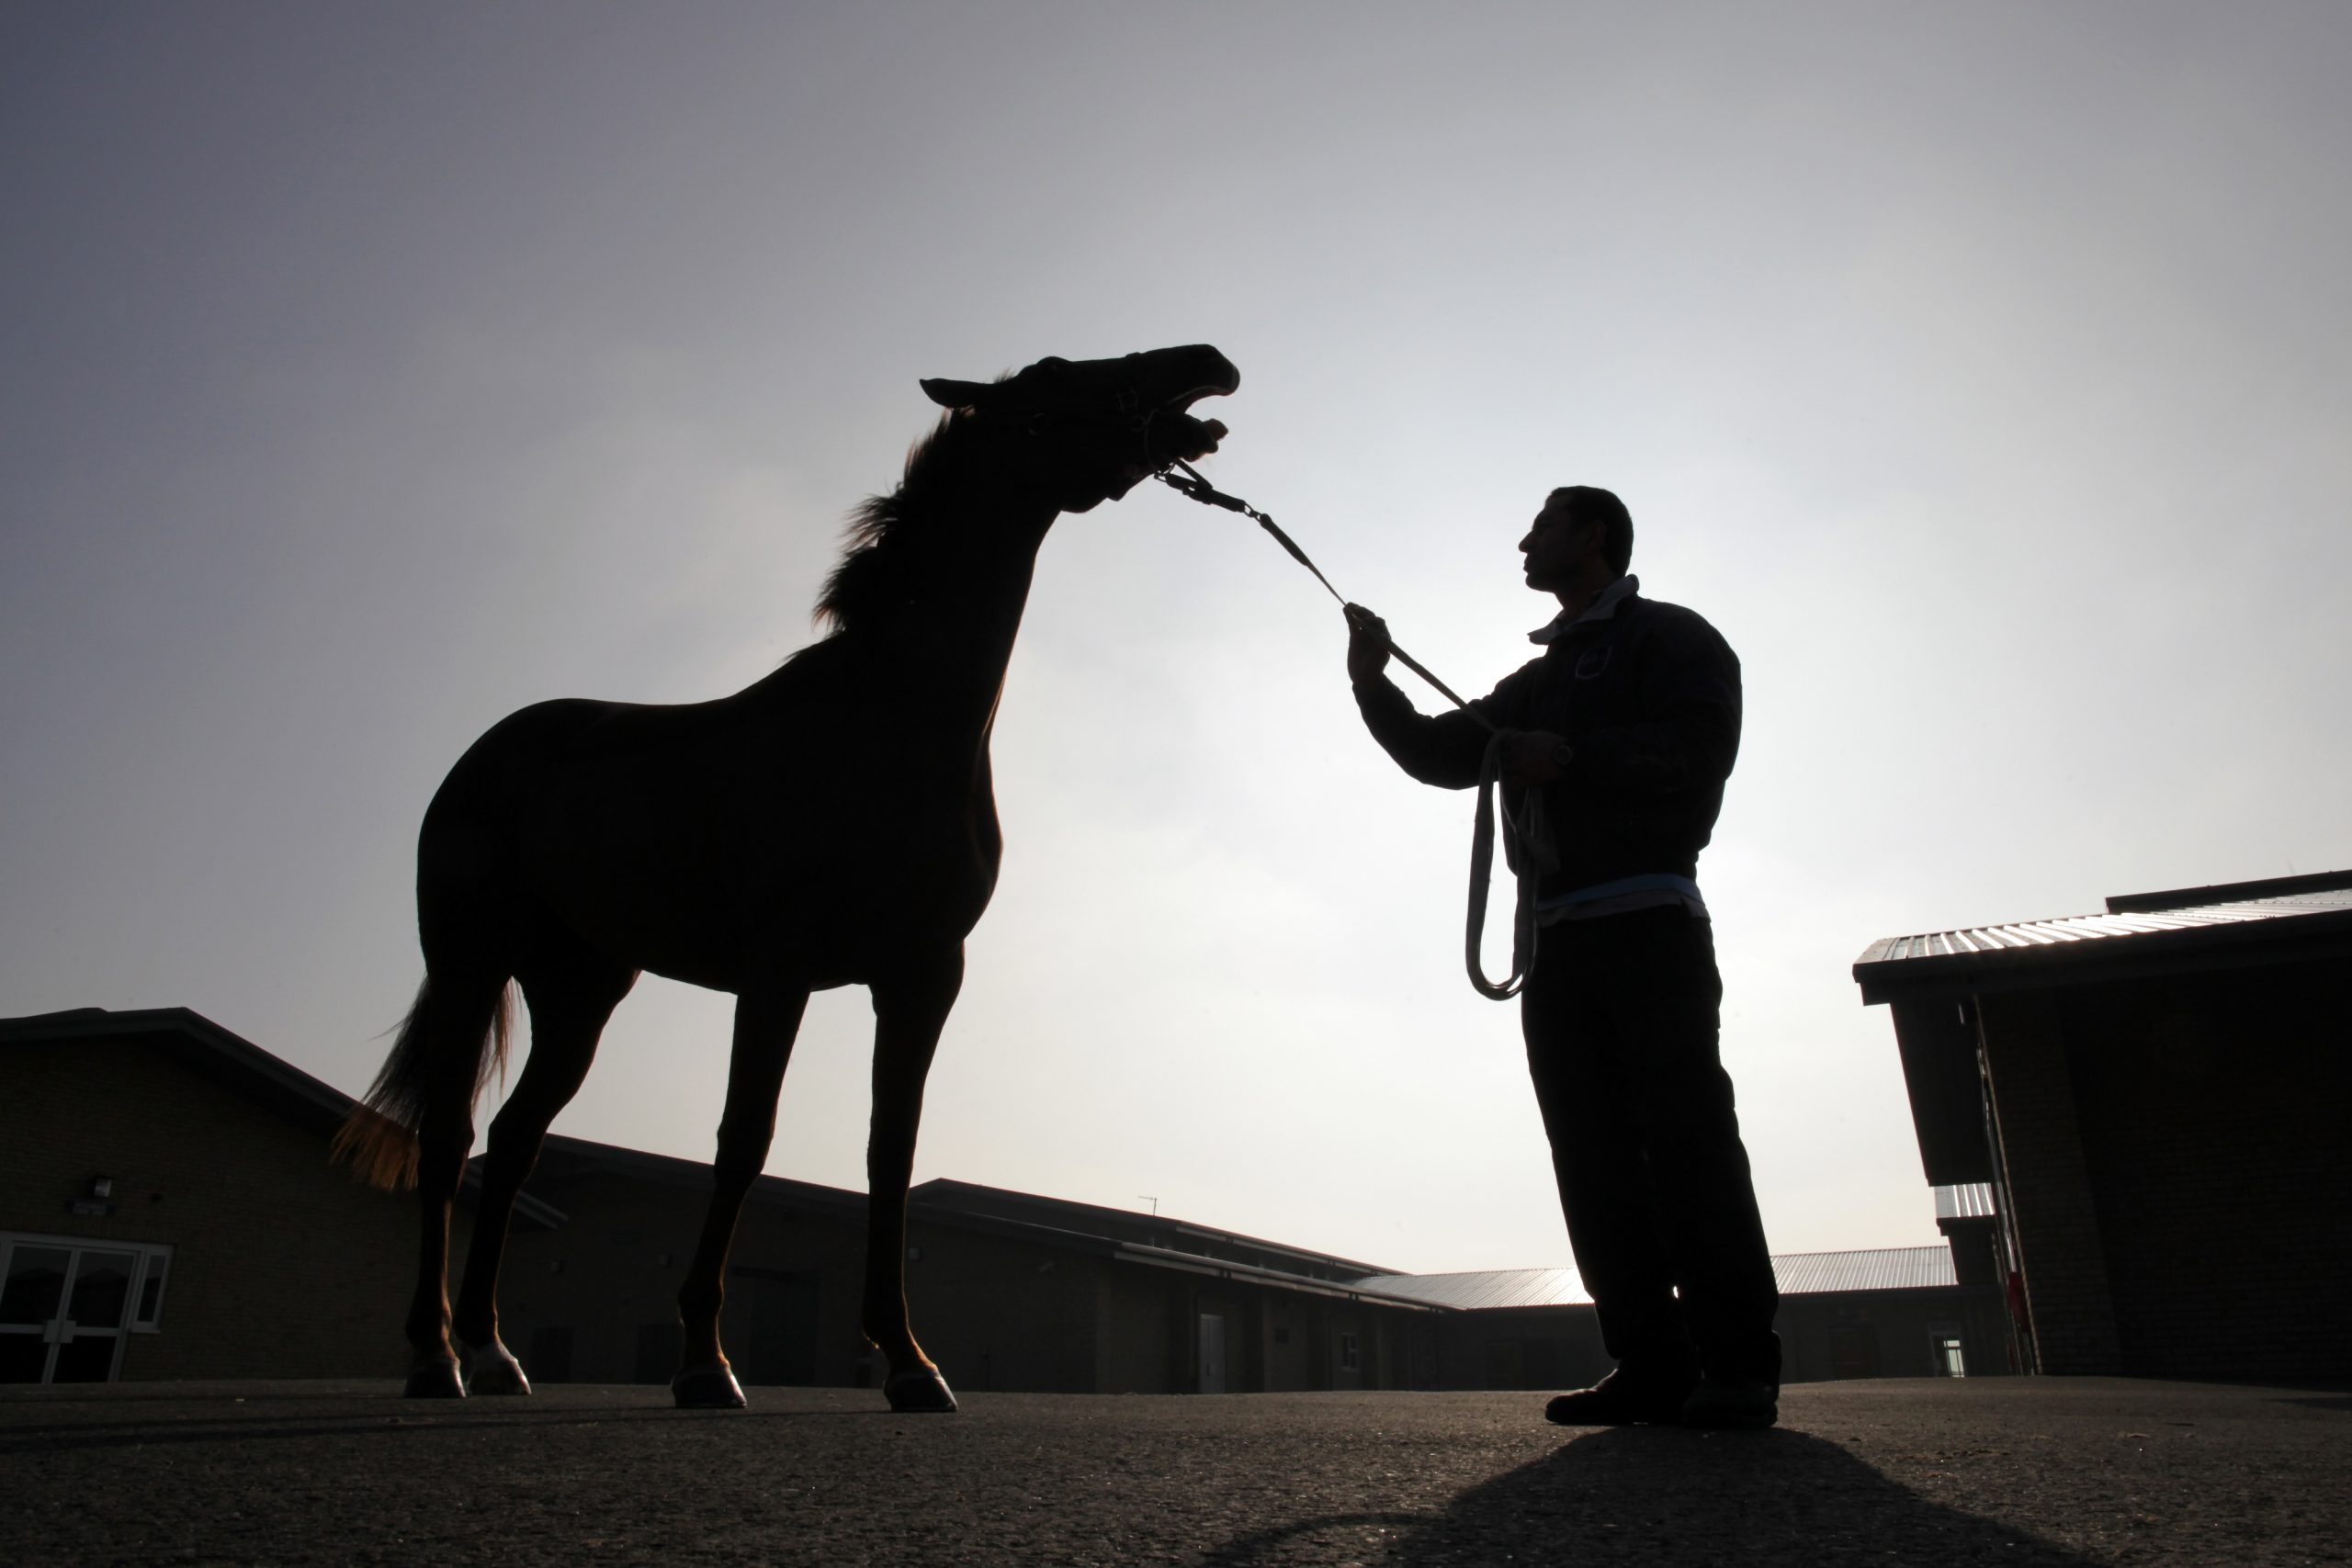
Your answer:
[673,981,811,1409]
[863,945,964,1414]
[401,972,512,1398]
[452,957,637,1394]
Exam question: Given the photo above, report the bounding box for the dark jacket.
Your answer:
[1353,587,1740,897]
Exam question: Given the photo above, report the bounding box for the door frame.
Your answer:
[1,1230,174,1385]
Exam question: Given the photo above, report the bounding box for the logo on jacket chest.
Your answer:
[1574,646,1613,680]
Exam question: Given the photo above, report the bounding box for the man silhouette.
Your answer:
[1344,485,1780,1428]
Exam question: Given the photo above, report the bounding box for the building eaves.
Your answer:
[1852,879,2352,1005]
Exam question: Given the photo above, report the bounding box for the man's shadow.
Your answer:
[1199,1427,2099,1565]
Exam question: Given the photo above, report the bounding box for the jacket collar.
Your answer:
[1529,573,1639,645]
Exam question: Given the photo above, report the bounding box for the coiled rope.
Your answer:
[1156,460,1545,998]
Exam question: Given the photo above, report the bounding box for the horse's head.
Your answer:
[922,344,1239,513]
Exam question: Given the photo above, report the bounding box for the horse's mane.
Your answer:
[814,406,985,636]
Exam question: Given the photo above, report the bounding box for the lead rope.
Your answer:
[1156,459,1542,999]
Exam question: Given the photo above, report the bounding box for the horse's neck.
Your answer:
[783,494,1056,753]
[906,521,1047,732]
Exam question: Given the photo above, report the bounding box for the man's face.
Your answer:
[1520,497,1594,592]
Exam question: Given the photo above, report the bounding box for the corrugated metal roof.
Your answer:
[1933,1182,1996,1222]
[1853,882,2352,1003]
[1770,1246,1956,1293]
[1863,891,2352,965]
[1354,1247,1957,1310]
[910,1179,1399,1279]
[1350,1269,1595,1310]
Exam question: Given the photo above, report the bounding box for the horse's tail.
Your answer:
[331,975,514,1190]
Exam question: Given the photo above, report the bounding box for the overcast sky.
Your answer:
[6,3,2347,1275]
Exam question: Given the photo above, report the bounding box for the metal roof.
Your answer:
[1933,1182,1997,1222]
[1354,1247,1958,1310]
[1853,876,2352,1004]
[1350,1269,1595,1310]
[910,1179,1400,1280]
[1770,1246,1956,1293]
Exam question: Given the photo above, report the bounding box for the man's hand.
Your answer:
[1344,604,1392,684]
[1503,730,1572,786]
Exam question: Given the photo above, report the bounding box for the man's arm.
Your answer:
[1344,604,1519,789]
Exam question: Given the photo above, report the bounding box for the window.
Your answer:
[1339,1331,1360,1371]
[1930,1328,1967,1377]
[132,1249,171,1331]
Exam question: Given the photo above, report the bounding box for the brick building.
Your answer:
[0,1007,547,1384]
[1855,869,2352,1379]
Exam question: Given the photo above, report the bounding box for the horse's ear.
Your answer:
[921,378,995,410]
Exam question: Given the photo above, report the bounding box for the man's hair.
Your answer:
[1548,485,1634,578]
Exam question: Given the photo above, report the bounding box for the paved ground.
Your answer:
[4,1378,2345,1566]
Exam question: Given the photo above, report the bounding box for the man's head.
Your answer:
[1521,485,1633,598]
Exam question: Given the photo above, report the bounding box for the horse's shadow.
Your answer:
[1195,1427,2098,1566]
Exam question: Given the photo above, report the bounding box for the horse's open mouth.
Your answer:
[1139,409,1229,476]
[1136,373,1238,477]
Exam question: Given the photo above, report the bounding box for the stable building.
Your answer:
[0,1007,548,1384]
[492,1137,1449,1395]
[1855,869,2352,1380]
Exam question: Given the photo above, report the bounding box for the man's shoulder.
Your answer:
[1623,595,1737,660]
[1621,592,1719,632]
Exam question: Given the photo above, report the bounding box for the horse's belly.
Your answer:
[524,814,996,993]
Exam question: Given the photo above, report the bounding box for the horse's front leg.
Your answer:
[863,944,964,1413]
[672,981,810,1409]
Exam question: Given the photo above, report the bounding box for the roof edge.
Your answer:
[2105,867,2352,914]
[1854,903,2352,1004]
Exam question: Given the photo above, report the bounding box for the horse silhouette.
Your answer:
[334,345,1240,1410]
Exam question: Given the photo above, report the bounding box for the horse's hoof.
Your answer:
[402,1358,465,1399]
[673,1364,747,1409]
[885,1367,957,1413]
[463,1340,531,1396]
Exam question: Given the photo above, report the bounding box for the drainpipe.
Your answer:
[1970,993,2037,1375]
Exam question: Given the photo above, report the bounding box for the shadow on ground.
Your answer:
[1199,1427,2096,1566]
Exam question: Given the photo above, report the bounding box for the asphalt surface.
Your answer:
[4,1378,2345,1566]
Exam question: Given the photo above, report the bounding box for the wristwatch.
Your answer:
[1551,739,1575,772]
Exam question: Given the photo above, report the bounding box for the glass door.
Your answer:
[0,1240,141,1384]
[1,1245,70,1382]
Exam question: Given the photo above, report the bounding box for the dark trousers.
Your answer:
[1521,905,1781,1383]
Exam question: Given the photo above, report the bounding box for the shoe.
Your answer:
[1543,1366,1699,1427]
[1677,1372,1778,1429]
